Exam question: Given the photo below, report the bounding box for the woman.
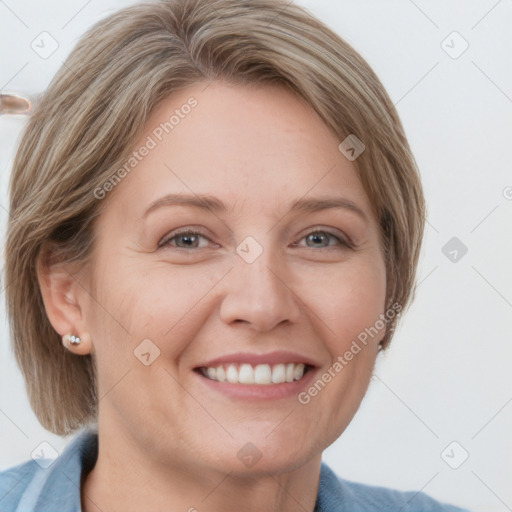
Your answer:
[0,0,471,510]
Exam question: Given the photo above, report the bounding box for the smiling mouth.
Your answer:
[196,362,313,385]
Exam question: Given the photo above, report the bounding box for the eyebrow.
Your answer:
[143,193,368,222]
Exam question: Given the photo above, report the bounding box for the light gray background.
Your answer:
[1,1,511,511]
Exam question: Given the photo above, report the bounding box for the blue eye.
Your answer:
[159,228,352,251]
[300,230,350,249]
[160,230,210,249]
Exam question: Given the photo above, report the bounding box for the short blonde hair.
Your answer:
[5,0,425,436]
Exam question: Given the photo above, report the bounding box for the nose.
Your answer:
[219,250,301,332]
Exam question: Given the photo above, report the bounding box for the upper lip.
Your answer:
[196,351,320,368]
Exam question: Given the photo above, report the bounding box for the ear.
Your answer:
[36,244,93,356]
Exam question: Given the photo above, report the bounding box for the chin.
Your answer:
[220,434,319,477]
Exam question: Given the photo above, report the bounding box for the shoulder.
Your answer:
[317,463,472,512]
[0,429,97,512]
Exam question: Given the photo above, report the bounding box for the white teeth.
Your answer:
[216,365,226,382]
[226,364,238,383]
[201,362,308,385]
[293,363,305,381]
[254,364,272,384]
[285,363,295,383]
[271,363,286,384]
[238,364,255,384]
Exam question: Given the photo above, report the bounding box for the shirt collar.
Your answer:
[14,428,98,512]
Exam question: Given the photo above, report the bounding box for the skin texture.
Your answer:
[40,81,387,512]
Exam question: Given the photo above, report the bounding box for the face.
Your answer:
[79,81,387,477]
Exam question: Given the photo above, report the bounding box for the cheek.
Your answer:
[302,256,387,348]
[91,257,226,359]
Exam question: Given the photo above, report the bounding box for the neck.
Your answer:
[81,422,322,512]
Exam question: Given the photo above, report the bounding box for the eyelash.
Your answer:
[159,227,353,251]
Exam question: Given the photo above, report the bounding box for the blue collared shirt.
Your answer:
[0,429,470,511]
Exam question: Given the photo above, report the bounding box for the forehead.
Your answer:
[108,81,373,223]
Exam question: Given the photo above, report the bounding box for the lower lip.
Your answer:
[195,368,318,401]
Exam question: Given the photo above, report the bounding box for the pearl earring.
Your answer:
[65,334,81,345]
